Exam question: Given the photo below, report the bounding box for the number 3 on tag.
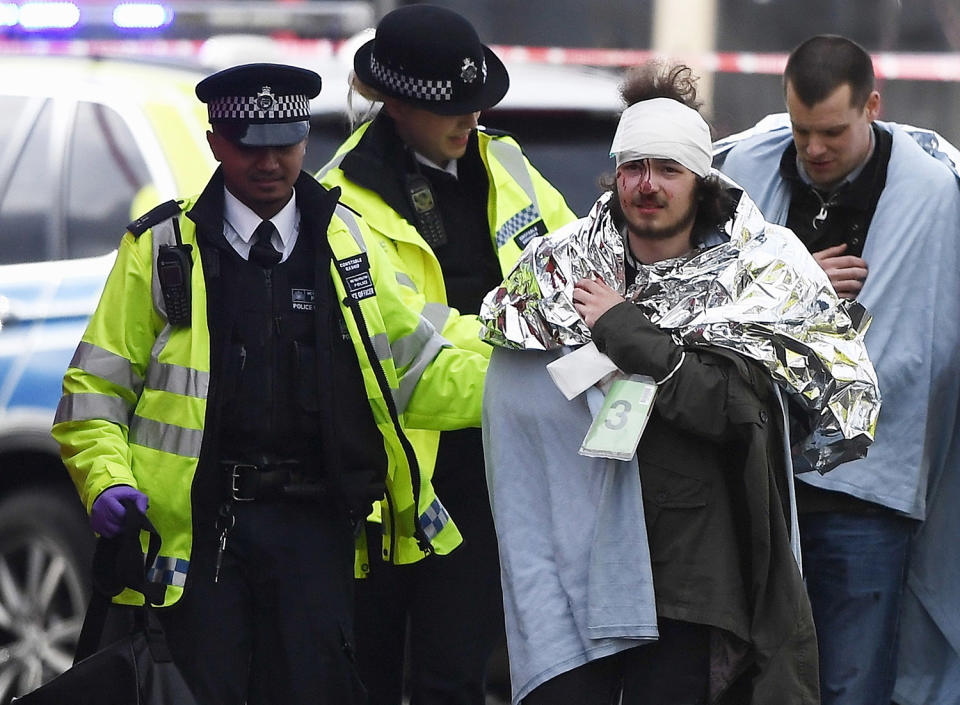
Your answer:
[579,375,657,461]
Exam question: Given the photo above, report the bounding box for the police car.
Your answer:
[0,45,622,701]
[0,54,215,701]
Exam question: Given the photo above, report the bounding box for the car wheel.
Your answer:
[0,489,93,703]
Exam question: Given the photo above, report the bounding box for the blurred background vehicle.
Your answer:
[0,54,215,702]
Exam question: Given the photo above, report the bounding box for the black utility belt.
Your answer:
[221,460,327,502]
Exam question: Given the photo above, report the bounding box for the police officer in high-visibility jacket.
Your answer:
[317,7,577,704]
[51,62,486,705]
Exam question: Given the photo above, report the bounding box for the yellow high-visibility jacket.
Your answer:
[52,172,486,605]
[318,118,577,506]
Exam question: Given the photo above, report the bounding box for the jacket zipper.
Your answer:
[264,267,276,439]
[341,294,429,558]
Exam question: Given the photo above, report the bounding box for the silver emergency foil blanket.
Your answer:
[479,181,880,473]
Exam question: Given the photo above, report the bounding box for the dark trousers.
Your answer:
[355,430,504,705]
[800,511,915,705]
[523,620,711,705]
[156,499,363,705]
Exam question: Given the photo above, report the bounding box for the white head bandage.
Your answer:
[609,97,712,177]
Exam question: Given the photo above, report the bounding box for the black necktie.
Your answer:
[249,221,282,267]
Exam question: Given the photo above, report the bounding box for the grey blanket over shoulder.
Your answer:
[483,347,658,705]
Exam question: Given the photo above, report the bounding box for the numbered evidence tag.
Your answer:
[579,375,657,461]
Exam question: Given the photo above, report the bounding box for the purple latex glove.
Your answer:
[90,485,149,537]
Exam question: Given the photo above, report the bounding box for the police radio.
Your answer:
[405,172,447,249]
[157,218,193,327]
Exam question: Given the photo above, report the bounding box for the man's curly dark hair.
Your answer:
[620,60,703,111]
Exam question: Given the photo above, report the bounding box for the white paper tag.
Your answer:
[579,375,657,461]
[546,342,620,400]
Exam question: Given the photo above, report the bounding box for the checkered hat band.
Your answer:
[208,94,310,121]
[370,54,454,102]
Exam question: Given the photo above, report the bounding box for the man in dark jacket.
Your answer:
[481,61,822,705]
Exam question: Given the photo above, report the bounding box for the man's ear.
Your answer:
[206,130,223,162]
[865,91,881,121]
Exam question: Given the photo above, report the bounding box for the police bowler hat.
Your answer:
[354,5,509,115]
[196,63,322,147]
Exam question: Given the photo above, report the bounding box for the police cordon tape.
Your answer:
[1,38,958,82]
[489,45,960,82]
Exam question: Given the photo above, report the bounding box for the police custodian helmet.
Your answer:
[195,63,322,147]
[353,5,509,115]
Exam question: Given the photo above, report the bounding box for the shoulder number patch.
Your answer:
[335,252,376,302]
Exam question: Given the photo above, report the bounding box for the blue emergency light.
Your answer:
[1,2,173,33]
[18,2,79,30]
[0,1,356,38]
[0,4,17,26]
[112,3,172,30]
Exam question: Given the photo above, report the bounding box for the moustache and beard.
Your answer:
[616,185,699,241]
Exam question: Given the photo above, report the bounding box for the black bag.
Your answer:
[13,500,198,705]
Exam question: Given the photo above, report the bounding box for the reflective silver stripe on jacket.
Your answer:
[56,340,137,433]
[333,202,447,412]
[54,392,133,427]
[396,272,418,291]
[393,320,450,415]
[487,138,543,247]
[392,275,453,332]
[316,150,348,181]
[334,204,368,252]
[140,322,209,398]
[68,342,143,396]
[371,333,392,363]
[143,219,199,459]
[59,393,207,458]
[145,362,209,399]
[130,415,204,458]
[421,302,454,333]
[391,317,437,371]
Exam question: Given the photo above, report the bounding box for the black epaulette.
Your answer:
[126,199,183,238]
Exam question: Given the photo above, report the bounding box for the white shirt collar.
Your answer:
[223,186,298,247]
[414,152,459,179]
